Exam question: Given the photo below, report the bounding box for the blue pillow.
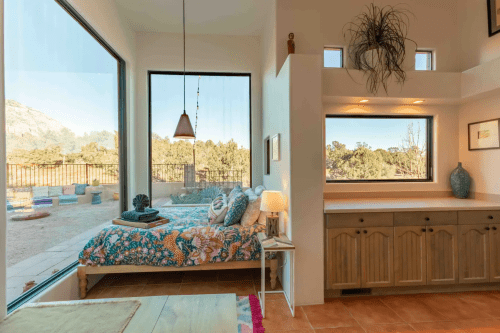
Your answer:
[73,183,88,195]
[224,191,249,226]
[228,185,242,201]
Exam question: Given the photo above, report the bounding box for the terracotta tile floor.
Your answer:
[85,272,500,332]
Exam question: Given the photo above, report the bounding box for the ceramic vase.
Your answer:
[450,162,470,199]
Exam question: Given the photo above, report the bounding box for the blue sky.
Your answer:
[325,117,427,150]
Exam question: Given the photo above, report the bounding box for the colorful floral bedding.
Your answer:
[79,206,267,267]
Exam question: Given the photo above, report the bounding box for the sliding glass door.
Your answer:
[4,0,126,307]
[149,72,251,208]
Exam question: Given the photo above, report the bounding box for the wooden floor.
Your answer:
[86,270,500,332]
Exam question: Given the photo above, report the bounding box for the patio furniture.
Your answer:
[58,194,78,206]
[91,191,102,205]
[32,196,53,208]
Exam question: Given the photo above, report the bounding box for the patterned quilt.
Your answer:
[79,206,268,267]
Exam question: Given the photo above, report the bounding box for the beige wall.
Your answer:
[134,32,263,196]
[324,104,460,194]
[459,96,500,196]
[276,0,460,74]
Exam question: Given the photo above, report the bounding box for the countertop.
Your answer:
[324,197,500,213]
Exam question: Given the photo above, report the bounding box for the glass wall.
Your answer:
[4,0,122,303]
[150,73,251,208]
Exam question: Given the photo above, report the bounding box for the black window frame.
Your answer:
[325,115,434,183]
[7,0,128,313]
[415,50,434,71]
[324,47,344,68]
[147,71,253,202]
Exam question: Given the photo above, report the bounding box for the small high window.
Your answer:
[415,50,433,71]
[324,47,343,68]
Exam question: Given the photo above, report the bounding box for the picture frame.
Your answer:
[264,136,271,175]
[272,134,280,161]
[468,118,500,151]
[488,0,500,36]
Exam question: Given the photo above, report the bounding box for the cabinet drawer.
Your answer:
[394,211,457,226]
[458,211,500,225]
[326,213,393,228]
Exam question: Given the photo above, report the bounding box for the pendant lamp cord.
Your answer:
[183,0,186,115]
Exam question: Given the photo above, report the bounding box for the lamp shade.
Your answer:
[173,113,195,139]
[260,191,285,213]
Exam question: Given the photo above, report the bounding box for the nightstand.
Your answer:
[257,232,295,318]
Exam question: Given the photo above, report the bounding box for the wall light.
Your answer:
[359,99,369,103]
[413,100,424,104]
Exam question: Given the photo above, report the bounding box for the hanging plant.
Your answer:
[343,4,416,95]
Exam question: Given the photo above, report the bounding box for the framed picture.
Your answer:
[488,0,500,36]
[272,134,280,161]
[468,118,500,150]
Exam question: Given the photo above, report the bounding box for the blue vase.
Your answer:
[450,162,470,199]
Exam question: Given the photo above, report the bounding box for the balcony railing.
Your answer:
[7,163,244,188]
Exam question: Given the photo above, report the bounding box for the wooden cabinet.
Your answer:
[489,224,500,282]
[426,225,459,285]
[394,226,426,286]
[458,224,490,284]
[361,227,394,288]
[326,228,361,289]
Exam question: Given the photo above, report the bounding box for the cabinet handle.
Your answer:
[359,218,364,223]
[429,228,434,232]
[356,230,360,234]
[489,216,494,220]
[421,228,426,232]
[493,227,498,231]
[425,217,430,221]
[363,230,367,234]
[486,227,491,231]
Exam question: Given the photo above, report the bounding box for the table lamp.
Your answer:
[260,191,284,238]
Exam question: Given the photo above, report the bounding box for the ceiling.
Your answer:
[114,0,270,36]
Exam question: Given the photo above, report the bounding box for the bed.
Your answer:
[77,206,278,298]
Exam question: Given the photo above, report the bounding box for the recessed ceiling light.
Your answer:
[359,99,369,103]
[413,100,424,104]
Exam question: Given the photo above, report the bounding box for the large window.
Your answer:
[325,116,433,182]
[149,72,251,208]
[5,0,126,308]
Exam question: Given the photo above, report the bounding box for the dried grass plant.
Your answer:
[343,3,416,95]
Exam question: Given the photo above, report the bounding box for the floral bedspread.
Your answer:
[79,206,267,267]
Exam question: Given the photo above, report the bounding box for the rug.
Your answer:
[0,300,141,333]
[237,295,265,333]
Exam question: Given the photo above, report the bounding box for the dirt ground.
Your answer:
[6,200,120,267]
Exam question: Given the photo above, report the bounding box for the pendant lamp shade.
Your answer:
[173,112,195,139]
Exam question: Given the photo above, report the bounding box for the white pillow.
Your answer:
[258,211,267,225]
[254,185,266,196]
[241,189,261,226]
[48,186,63,197]
[32,186,49,198]
[208,194,228,224]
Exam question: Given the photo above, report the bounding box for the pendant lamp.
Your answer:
[173,0,195,139]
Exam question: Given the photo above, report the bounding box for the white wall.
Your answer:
[68,0,137,207]
[276,0,461,74]
[0,0,6,318]
[459,96,500,196]
[324,104,460,194]
[134,32,263,195]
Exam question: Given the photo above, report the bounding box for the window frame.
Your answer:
[147,71,253,202]
[324,46,344,68]
[7,0,128,314]
[325,115,434,183]
[415,50,434,71]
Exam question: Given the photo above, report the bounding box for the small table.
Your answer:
[257,232,295,318]
[91,191,102,205]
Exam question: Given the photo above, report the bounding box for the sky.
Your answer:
[4,0,118,136]
[325,117,427,151]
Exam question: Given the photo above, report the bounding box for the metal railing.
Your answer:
[151,164,185,183]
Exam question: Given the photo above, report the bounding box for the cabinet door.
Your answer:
[327,228,361,289]
[459,224,490,284]
[361,227,394,288]
[490,224,500,282]
[394,226,426,286]
[426,225,458,285]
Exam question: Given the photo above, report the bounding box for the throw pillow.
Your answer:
[258,211,267,225]
[254,185,266,196]
[62,185,76,195]
[208,193,229,224]
[241,189,262,227]
[73,183,88,195]
[224,191,249,227]
[32,186,49,198]
[48,186,63,197]
[228,185,243,201]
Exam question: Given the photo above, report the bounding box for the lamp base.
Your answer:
[266,215,280,237]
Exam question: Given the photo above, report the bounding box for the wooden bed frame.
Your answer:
[77,259,278,299]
